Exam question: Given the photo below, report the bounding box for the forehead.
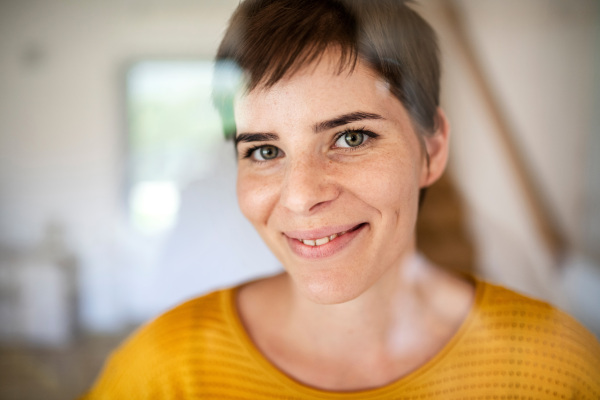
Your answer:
[234,53,407,133]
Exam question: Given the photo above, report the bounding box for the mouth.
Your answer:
[292,223,366,247]
[284,223,368,259]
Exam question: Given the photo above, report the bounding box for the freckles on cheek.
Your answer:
[237,175,276,222]
[359,158,421,217]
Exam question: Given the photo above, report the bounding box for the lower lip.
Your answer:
[285,224,368,260]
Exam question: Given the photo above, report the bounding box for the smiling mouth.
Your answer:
[295,223,366,247]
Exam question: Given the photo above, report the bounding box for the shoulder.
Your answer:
[142,287,231,341]
[83,288,236,399]
[472,281,600,396]
[120,287,232,359]
[478,282,598,345]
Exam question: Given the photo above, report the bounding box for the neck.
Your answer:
[236,249,475,391]
[283,252,429,356]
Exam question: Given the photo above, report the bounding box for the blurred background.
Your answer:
[0,0,599,398]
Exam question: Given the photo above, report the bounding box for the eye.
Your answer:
[250,145,281,161]
[334,130,366,148]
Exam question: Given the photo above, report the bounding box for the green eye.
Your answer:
[345,131,364,147]
[253,145,279,160]
[336,131,365,148]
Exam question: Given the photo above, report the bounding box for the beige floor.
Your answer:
[0,330,132,400]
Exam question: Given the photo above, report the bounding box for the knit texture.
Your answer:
[83,281,600,399]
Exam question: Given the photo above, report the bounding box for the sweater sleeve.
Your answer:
[80,292,220,400]
[81,323,174,399]
[482,283,600,399]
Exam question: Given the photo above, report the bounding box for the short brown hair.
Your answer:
[213,0,440,139]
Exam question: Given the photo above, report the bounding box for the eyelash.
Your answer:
[242,145,272,161]
[241,127,380,161]
[333,127,379,150]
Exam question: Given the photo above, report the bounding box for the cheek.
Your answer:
[236,170,278,225]
[347,151,423,212]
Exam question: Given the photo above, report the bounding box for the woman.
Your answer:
[85,0,600,398]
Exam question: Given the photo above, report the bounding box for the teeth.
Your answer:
[315,237,329,246]
[299,229,350,247]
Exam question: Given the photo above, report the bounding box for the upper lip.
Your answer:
[283,223,363,240]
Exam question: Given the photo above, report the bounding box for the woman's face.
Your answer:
[234,53,448,304]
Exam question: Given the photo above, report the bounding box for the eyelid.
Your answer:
[237,141,272,159]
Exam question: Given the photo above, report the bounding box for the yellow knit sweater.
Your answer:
[83,281,600,399]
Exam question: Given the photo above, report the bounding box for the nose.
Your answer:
[279,155,340,215]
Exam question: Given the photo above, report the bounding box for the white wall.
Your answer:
[0,0,245,333]
[0,0,239,247]
[419,0,600,332]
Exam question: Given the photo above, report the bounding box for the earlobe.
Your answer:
[421,108,450,187]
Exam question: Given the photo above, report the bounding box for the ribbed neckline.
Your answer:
[224,278,487,399]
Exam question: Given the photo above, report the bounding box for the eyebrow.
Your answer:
[234,111,384,146]
[313,111,384,133]
[235,132,279,147]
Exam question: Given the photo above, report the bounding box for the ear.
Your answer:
[420,107,450,188]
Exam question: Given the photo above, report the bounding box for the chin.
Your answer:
[293,271,369,305]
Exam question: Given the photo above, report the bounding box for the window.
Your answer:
[126,60,223,235]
